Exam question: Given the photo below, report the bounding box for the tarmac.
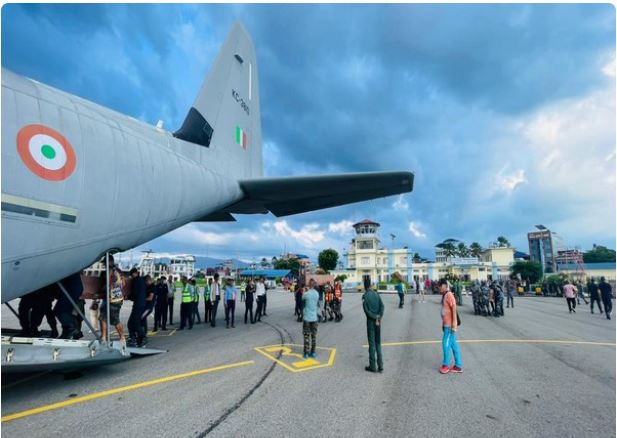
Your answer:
[1,291,615,437]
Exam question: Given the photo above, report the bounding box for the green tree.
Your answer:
[318,248,339,273]
[437,240,457,258]
[470,242,483,258]
[334,274,348,283]
[583,245,616,263]
[274,258,301,276]
[545,274,564,285]
[260,257,269,268]
[412,252,422,263]
[510,260,543,284]
[497,236,511,248]
[457,242,469,257]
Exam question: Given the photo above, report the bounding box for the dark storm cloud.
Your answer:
[2,4,614,259]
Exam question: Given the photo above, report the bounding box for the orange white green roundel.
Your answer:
[16,124,76,181]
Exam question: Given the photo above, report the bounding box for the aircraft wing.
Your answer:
[223,171,414,217]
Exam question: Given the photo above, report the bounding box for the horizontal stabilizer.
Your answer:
[224,171,413,217]
[196,211,237,222]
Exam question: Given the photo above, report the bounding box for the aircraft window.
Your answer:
[173,107,214,148]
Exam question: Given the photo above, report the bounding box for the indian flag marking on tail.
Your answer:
[235,126,248,150]
[16,124,77,181]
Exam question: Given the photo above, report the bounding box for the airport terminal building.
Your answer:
[331,220,516,286]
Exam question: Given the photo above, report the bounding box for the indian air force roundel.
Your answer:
[16,124,76,181]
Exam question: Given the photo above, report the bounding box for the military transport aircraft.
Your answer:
[1,22,413,371]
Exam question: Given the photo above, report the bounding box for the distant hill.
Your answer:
[194,256,251,270]
[115,251,251,270]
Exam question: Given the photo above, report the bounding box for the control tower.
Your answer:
[352,219,381,250]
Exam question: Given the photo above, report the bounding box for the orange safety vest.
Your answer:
[325,289,333,302]
[334,286,342,301]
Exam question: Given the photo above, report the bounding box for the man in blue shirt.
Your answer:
[302,279,320,359]
[224,278,237,328]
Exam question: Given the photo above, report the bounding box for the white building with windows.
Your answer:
[331,220,516,286]
[333,220,414,285]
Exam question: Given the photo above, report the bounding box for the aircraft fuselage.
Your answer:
[1,69,243,302]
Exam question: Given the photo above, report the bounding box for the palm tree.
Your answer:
[457,242,470,257]
[470,242,483,258]
[497,236,511,248]
[442,242,457,258]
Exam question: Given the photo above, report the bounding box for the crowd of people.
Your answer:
[292,280,344,323]
[469,279,511,317]
[15,255,276,348]
[13,255,615,376]
[562,277,614,319]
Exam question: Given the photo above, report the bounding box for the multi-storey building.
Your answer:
[528,227,557,273]
[331,220,516,286]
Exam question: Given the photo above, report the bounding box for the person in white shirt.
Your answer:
[210,273,222,327]
[418,278,425,303]
[255,277,266,322]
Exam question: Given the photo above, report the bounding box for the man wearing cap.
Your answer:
[362,278,384,373]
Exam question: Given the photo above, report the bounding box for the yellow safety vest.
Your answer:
[182,285,192,303]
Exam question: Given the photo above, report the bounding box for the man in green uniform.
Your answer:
[453,279,463,306]
[362,278,384,373]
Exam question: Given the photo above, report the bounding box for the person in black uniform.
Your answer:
[204,277,213,323]
[245,279,255,324]
[588,278,603,315]
[599,277,613,320]
[153,276,169,331]
[167,277,176,325]
[295,284,304,322]
[262,280,268,316]
[140,275,155,343]
[53,273,84,339]
[128,268,147,347]
[29,285,59,338]
[18,291,38,337]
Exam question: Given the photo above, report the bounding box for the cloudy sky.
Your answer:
[2,4,615,263]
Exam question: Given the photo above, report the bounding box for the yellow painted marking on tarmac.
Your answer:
[166,329,177,337]
[292,358,320,368]
[1,360,255,423]
[255,344,336,373]
[363,339,616,348]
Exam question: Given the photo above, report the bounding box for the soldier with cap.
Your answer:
[362,278,384,373]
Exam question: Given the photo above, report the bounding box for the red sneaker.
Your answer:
[450,366,463,373]
[439,365,450,374]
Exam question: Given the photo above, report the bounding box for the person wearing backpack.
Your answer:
[439,279,462,374]
[99,266,126,345]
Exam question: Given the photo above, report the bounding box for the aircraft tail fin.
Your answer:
[174,22,262,179]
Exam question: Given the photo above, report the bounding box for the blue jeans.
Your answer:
[442,327,462,367]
